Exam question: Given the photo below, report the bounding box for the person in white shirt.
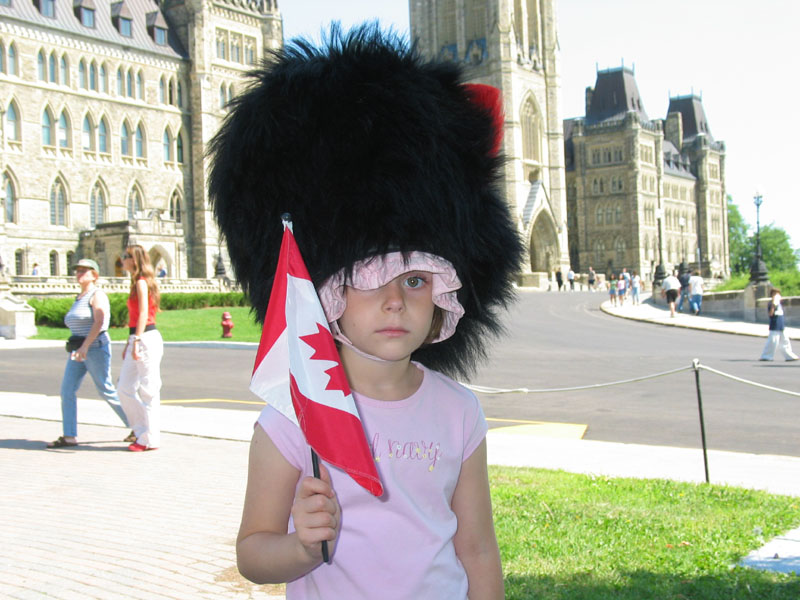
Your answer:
[661,271,681,318]
[688,271,704,315]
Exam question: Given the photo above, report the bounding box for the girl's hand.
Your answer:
[132,339,142,361]
[290,463,340,560]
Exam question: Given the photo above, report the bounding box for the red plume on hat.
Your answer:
[209,24,523,378]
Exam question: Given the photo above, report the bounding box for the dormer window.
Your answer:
[146,11,169,46]
[111,1,133,37]
[35,0,56,17]
[74,0,96,28]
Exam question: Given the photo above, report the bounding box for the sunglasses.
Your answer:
[122,253,132,259]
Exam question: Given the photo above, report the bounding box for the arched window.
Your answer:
[177,80,183,107]
[49,250,59,275]
[42,109,54,146]
[99,64,107,93]
[521,97,541,163]
[67,251,75,270]
[596,206,603,225]
[121,122,131,156]
[170,190,182,223]
[159,77,165,103]
[219,84,226,109]
[15,249,24,275]
[615,238,626,264]
[82,115,94,150]
[0,42,6,74]
[90,62,97,91]
[594,241,605,266]
[163,130,172,161]
[127,187,142,220]
[79,60,87,88]
[615,205,622,224]
[57,111,70,148]
[126,70,133,97]
[176,132,184,163]
[605,206,613,225]
[59,54,68,85]
[98,118,108,153]
[117,67,124,95]
[7,43,17,76]
[38,50,46,81]
[48,52,57,83]
[227,84,234,105]
[50,179,66,226]
[136,71,143,99]
[3,172,15,224]
[90,182,105,227]
[168,78,175,105]
[6,102,20,141]
[135,124,144,158]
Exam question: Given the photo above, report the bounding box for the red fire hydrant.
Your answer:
[221,311,234,338]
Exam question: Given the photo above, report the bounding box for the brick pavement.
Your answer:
[0,417,285,600]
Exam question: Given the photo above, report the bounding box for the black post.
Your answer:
[750,193,769,283]
[311,449,330,563]
[691,359,710,483]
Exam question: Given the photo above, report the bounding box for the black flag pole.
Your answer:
[311,448,330,563]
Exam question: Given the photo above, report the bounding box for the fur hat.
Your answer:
[209,24,524,378]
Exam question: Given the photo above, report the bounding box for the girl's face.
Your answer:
[121,250,135,272]
[338,271,436,363]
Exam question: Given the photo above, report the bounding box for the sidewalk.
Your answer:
[2,324,799,597]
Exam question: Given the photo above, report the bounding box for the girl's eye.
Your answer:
[404,274,428,289]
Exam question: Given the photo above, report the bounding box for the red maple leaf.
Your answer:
[299,323,351,396]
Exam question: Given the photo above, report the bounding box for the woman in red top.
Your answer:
[118,245,164,451]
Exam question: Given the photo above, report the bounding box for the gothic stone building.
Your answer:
[564,66,729,281]
[0,0,281,278]
[410,0,569,283]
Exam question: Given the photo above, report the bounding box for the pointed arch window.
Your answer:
[159,77,165,103]
[135,124,144,158]
[127,187,142,220]
[79,60,87,88]
[6,102,20,142]
[50,250,59,276]
[615,238,626,264]
[117,67,124,95]
[3,172,15,224]
[121,122,131,156]
[82,115,94,150]
[59,54,68,85]
[163,130,172,162]
[98,118,109,153]
[90,62,97,91]
[136,72,143,100]
[219,84,226,109]
[99,64,107,93]
[176,132,184,163]
[126,70,133,97]
[177,80,183,107]
[38,51,46,81]
[48,52,57,83]
[168,78,175,105]
[170,190,182,223]
[50,179,67,226]
[58,111,70,148]
[42,109,54,146]
[596,206,603,225]
[90,182,105,227]
[521,97,542,163]
[7,43,17,76]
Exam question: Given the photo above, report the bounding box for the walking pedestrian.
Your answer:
[631,271,641,305]
[688,270,704,315]
[759,288,799,361]
[588,266,596,292]
[46,259,129,448]
[661,270,681,318]
[608,274,617,306]
[555,267,563,292]
[677,268,690,312]
[118,245,164,451]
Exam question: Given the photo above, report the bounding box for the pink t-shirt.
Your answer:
[257,363,488,600]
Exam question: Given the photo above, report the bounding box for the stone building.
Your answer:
[410,0,569,285]
[0,0,281,278]
[564,66,729,281]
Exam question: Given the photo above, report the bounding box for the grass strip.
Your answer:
[492,466,800,599]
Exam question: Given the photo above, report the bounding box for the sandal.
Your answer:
[123,431,137,443]
[47,436,78,448]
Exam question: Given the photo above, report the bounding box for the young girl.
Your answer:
[209,25,523,599]
[118,245,163,451]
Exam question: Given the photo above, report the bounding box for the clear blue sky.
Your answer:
[280,0,800,247]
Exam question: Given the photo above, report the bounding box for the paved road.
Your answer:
[3,290,799,456]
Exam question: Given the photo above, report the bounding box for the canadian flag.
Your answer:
[250,219,383,497]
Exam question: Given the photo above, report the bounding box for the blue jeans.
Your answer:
[690,294,703,314]
[678,289,689,311]
[60,333,128,437]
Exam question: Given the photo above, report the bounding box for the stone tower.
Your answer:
[162,0,282,276]
[409,0,569,284]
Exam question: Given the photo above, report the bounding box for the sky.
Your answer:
[280,0,800,247]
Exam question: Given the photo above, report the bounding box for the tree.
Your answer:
[727,197,751,274]
[727,195,799,274]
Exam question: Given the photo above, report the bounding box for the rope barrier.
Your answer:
[464,360,800,397]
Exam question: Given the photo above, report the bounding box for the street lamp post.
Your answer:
[654,207,665,285]
[749,193,769,282]
[678,216,688,275]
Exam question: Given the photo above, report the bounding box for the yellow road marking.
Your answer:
[487,422,587,439]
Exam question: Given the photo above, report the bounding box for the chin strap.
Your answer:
[330,321,391,363]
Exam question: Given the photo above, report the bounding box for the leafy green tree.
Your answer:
[757,225,800,272]
[727,197,751,274]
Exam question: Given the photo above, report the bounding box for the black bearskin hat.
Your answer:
[208,24,524,378]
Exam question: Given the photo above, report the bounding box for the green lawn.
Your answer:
[33,306,263,343]
[492,466,799,599]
